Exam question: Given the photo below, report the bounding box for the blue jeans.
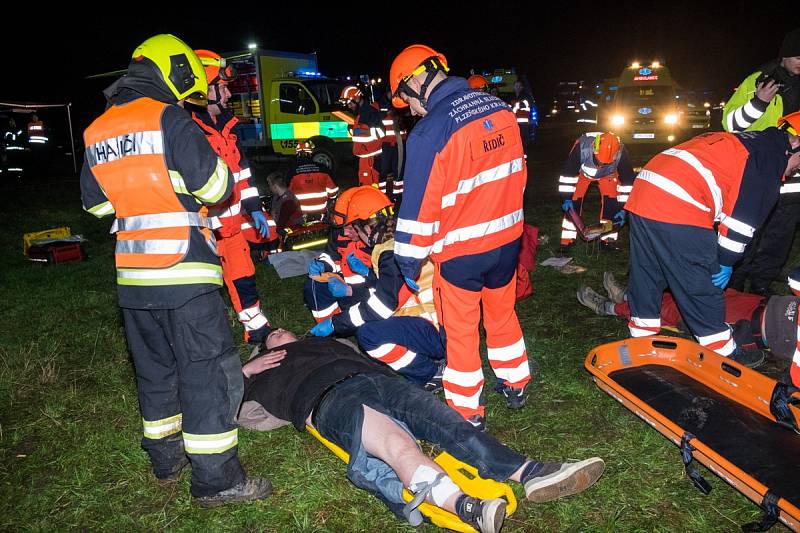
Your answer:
[314,374,526,482]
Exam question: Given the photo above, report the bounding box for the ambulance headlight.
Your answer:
[611,114,625,126]
[664,113,678,125]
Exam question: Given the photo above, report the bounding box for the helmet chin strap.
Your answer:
[399,68,440,111]
[207,82,222,106]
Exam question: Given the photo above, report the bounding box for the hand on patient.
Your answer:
[243,349,287,378]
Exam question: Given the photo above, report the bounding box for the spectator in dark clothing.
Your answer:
[266,171,303,230]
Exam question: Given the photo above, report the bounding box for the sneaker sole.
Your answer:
[525,458,605,503]
[196,482,273,508]
[479,498,507,533]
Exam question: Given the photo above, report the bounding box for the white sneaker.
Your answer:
[523,458,605,503]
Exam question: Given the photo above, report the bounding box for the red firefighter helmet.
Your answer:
[340,85,362,104]
[778,111,800,136]
[467,74,488,90]
[389,44,449,109]
[296,140,315,154]
[593,132,621,164]
[194,49,236,85]
[330,186,366,227]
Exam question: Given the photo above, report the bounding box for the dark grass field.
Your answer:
[1,126,797,532]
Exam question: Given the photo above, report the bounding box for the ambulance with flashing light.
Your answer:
[224,48,352,170]
[606,61,681,143]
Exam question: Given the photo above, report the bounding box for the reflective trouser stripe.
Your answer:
[183,429,238,454]
[311,302,339,322]
[697,328,736,356]
[483,281,530,388]
[628,317,661,337]
[143,413,182,440]
[561,218,577,243]
[366,343,417,370]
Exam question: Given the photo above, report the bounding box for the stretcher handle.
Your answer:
[680,432,712,495]
[741,491,779,532]
[768,382,800,435]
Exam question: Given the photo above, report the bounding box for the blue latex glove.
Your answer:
[328,277,349,298]
[347,252,370,276]
[311,319,334,337]
[711,265,733,288]
[561,199,574,212]
[250,210,270,239]
[404,276,419,292]
[613,210,626,227]
[308,259,326,277]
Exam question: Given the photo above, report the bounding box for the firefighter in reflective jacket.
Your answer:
[190,49,275,346]
[390,44,531,428]
[289,140,339,220]
[624,117,800,369]
[342,85,387,192]
[724,29,800,296]
[309,187,445,386]
[508,79,536,156]
[303,186,377,322]
[80,35,270,506]
[558,132,635,251]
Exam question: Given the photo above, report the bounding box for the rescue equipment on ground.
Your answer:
[305,424,517,532]
[586,336,800,532]
[23,227,86,265]
[565,205,623,241]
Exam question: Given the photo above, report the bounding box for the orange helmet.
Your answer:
[194,50,236,85]
[345,186,394,225]
[296,140,315,154]
[330,186,366,227]
[389,44,449,109]
[778,111,800,136]
[593,132,621,164]
[467,74,488,90]
[340,85,362,104]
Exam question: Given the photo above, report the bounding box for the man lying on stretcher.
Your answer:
[238,329,604,532]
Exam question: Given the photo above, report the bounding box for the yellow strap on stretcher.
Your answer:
[306,425,517,532]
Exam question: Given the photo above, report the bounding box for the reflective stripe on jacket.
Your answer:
[83,97,230,286]
[394,77,526,278]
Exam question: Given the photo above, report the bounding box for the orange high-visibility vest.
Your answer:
[84,98,212,270]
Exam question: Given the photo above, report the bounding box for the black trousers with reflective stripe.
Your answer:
[123,290,245,497]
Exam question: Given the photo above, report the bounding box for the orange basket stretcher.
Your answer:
[585,336,800,532]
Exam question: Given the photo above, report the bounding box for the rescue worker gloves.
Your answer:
[389,44,449,109]
[711,265,733,288]
[250,211,270,238]
[346,252,370,277]
[404,276,420,292]
[328,277,350,298]
[561,199,574,212]
[132,34,208,102]
[613,211,626,226]
[310,319,334,337]
[308,259,326,277]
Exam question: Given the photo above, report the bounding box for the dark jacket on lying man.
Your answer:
[241,336,394,430]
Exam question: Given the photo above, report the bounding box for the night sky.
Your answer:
[4,3,797,129]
